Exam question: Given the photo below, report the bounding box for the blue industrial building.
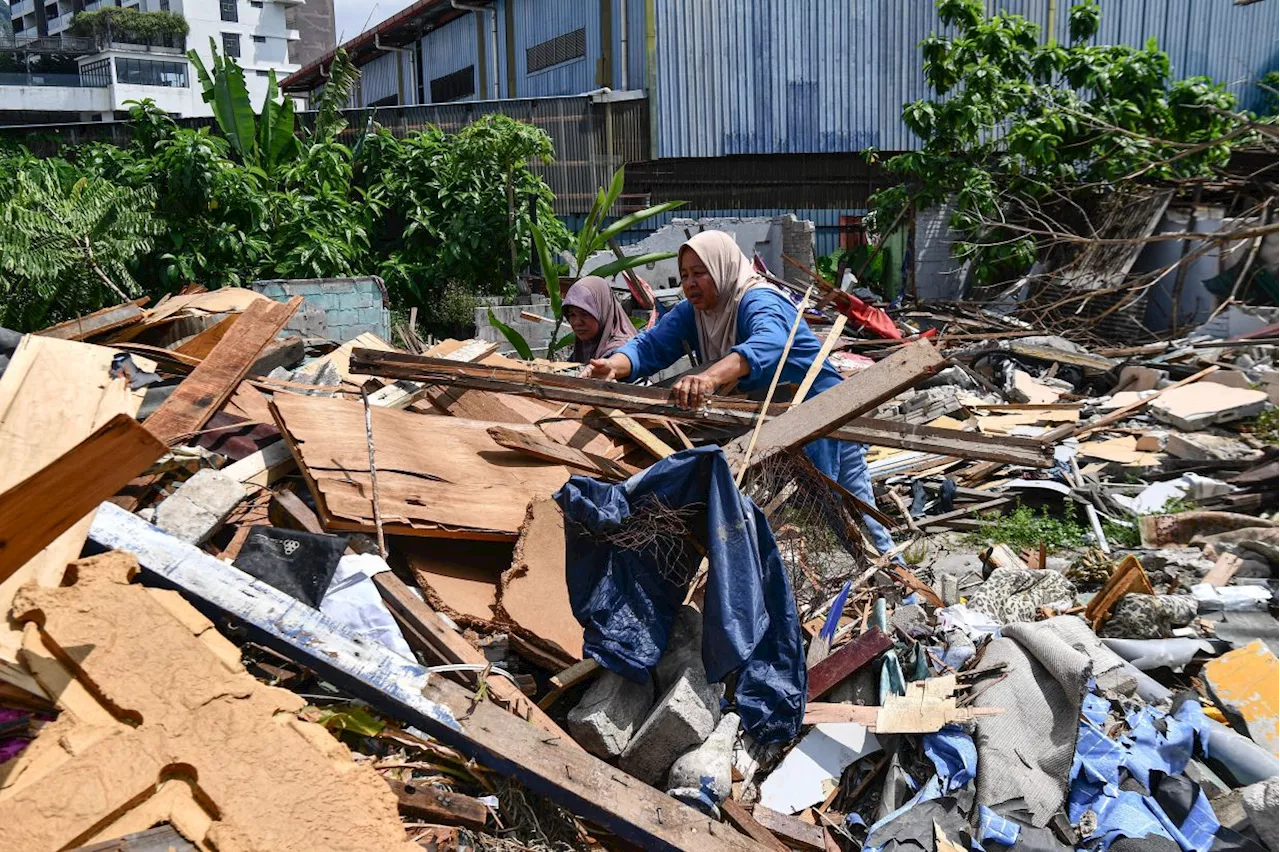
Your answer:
[281,0,1279,250]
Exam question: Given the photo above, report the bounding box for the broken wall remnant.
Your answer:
[0,551,419,852]
[253,277,391,342]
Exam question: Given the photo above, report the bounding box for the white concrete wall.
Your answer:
[173,0,299,115]
[0,82,109,112]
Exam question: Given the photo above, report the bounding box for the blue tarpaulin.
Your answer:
[555,446,807,744]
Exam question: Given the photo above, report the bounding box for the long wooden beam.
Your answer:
[349,348,1052,468]
[87,503,763,852]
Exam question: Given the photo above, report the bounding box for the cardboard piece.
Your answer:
[1202,641,1279,759]
[1149,384,1270,431]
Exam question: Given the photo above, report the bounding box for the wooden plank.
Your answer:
[751,805,827,852]
[87,504,756,852]
[174,314,238,359]
[537,658,602,710]
[723,339,946,468]
[221,439,296,487]
[807,627,894,701]
[354,350,1051,467]
[36,299,147,341]
[383,777,488,830]
[1203,553,1243,587]
[370,572,575,745]
[145,297,301,445]
[893,497,1011,535]
[0,414,164,585]
[487,425,638,479]
[792,314,847,408]
[271,489,326,535]
[598,407,677,459]
[721,799,790,852]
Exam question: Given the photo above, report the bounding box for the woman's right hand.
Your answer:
[581,358,618,380]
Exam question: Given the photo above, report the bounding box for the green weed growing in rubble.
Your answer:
[1247,407,1278,445]
[965,503,1089,553]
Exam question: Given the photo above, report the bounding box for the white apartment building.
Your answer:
[4,0,300,121]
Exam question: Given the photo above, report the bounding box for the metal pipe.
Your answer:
[450,0,498,99]
[618,0,628,90]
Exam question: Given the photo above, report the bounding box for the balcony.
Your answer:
[46,13,74,35]
[10,0,34,18]
[285,28,300,40]
[0,71,109,88]
[106,39,187,55]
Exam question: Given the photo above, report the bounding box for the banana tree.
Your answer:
[188,40,299,172]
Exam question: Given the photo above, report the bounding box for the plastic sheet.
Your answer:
[556,446,807,743]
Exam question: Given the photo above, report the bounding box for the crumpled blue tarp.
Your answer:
[555,446,806,744]
[977,805,1022,847]
[1070,692,1220,852]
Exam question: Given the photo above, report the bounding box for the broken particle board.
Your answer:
[496,498,583,662]
[1202,640,1279,758]
[1149,384,1270,431]
[145,297,302,445]
[272,393,573,540]
[0,334,141,695]
[398,537,510,626]
[1,551,420,852]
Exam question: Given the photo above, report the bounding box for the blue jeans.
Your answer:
[803,439,898,558]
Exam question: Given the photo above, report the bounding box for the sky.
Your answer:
[333,0,416,48]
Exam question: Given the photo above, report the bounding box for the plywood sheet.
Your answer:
[273,394,572,540]
[0,335,140,693]
[295,332,395,384]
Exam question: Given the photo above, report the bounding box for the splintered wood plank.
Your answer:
[0,414,164,585]
[88,503,757,852]
[723,339,945,468]
[807,627,894,701]
[721,799,791,852]
[487,425,638,479]
[597,408,676,459]
[145,297,301,445]
[751,805,828,852]
[174,314,238,359]
[36,299,147,341]
[383,777,488,830]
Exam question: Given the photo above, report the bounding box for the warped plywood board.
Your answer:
[0,335,140,695]
[294,331,395,384]
[272,394,573,540]
[497,498,583,661]
[399,536,510,625]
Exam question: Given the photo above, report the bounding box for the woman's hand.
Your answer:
[582,358,618,380]
[672,373,719,410]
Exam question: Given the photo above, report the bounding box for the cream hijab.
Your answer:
[680,231,778,362]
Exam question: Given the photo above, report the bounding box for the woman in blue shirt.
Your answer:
[582,230,898,558]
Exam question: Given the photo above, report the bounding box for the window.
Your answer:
[12,19,23,32]
[113,57,188,86]
[222,32,240,57]
[429,65,474,103]
[220,0,237,21]
[159,0,169,10]
[44,4,57,18]
[255,69,269,76]
[80,58,111,86]
[252,34,265,43]
[526,27,585,73]
[249,1,263,7]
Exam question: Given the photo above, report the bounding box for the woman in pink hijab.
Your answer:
[582,230,899,559]
[562,275,636,364]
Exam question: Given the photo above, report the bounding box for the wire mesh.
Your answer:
[597,497,705,586]
[741,450,870,612]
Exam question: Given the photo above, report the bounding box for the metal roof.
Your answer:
[280,0,464,92]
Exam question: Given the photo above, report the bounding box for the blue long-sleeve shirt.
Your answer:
[614,289,842,401]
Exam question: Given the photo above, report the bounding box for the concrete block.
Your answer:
[619,670,721,785]
[332,309,359,327]
[566,670,654,759]
[338,291,365,310]
[154,468,246,545]
[667,712,739,813]
[357,307,385,328]
[1166,431,1262,462]
[1150,384,1270,431]
[1242,777,1279,852]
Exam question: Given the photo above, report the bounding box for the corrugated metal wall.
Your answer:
[510,0,602,97]
[418,12,481,103]
[359,50,402,106]
[651,0,1280,158]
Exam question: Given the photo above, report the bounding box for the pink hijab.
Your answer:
[563,275,636,363]
[679,231,778,362]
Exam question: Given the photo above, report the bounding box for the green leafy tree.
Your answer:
[869,0,1246,290]
[0,158,161,329]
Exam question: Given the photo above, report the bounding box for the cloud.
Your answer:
[333,0,416,47]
